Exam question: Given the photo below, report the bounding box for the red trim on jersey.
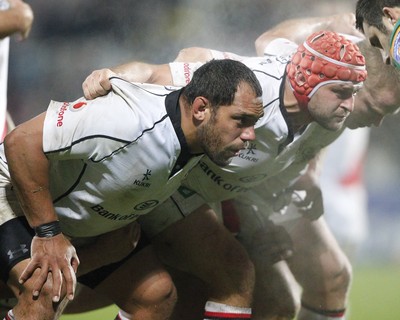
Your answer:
[5,311,13,320]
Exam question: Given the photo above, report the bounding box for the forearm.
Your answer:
[111,61,172,85]
[4,114,57,227]
[173,47,214,62]
[255,17,327,55]
[255,13,362,56]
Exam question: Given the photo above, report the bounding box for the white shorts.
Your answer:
[0,169,23,226]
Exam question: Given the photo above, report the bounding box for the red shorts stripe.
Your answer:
[204,311,251,319]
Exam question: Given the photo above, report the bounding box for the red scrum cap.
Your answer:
[286,31,367,109]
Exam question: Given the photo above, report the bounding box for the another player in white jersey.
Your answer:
[180,38,396,320]
[82,29,367,320]
[0,59,264,320]
[237,14,400,320]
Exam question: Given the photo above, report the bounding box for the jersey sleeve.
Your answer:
[262,38,298,57]
[168,62,204,87]
[42,88,135,160]
[209,50,247,61]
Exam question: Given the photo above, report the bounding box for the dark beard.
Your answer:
[197,119,231,167]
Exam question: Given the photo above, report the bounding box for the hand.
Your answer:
[19,234,79,303]
[8,0,34,40]
[82,68,116,100]
[248,221,293,264]
[290,184,323,221]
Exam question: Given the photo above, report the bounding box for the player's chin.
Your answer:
[209,152,234,167]
[323,118,348,131]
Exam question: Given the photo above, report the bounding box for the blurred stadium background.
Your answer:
[6,0,400,318]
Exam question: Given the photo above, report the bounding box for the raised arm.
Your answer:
[82,62,172,100]
[83,47,246,100]
[4,113,79,303]
[255,13,364,56]
[173,47,215,62]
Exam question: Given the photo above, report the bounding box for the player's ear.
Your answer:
[192,97,209,121]
[383,7,400,25]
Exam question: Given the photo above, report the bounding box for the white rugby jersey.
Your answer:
[0,0,11,140]
[0,78,203,237]
[169,40,343,203]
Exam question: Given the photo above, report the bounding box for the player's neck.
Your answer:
[283,85,313,133]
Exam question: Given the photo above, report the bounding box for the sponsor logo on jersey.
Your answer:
[198,160,251,194]
[57,102,69,127]
[69,101,87,112]
[134,200,159,210]
[183,63,192,84]
[237,143,259,163]
[91,204,139,221]
[133,169,152,188]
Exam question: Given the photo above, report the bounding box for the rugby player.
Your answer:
[0,59,264,320]
[81,28,367,320]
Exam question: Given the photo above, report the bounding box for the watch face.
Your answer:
[390,20,400,69]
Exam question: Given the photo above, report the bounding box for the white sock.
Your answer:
[204,301,251,319]
[298,304,345,320]
[114,309,131,320]
[3,309,14,320]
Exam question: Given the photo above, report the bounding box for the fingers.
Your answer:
[50,268,62,302]
[82,69,114,99]
[18,259,40,284]
[60,265,77,301]
[23,236,79,302]
[70,255,80,274]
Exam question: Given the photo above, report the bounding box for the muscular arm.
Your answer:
[173,47,214,62]
[4,113,55,226]
[255,13,364,56]
[83,47,244,100]
[4,113,79,302]
[82,62,172,99]
[0,0,33,40]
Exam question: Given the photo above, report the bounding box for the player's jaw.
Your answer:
[197,122,247,167]
[202,140,245,167]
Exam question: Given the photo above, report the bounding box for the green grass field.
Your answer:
[60,265,400,320]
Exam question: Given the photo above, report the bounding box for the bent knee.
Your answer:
[131,272,177,307]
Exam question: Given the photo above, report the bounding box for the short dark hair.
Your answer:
[181,59,262,108]
[356,0,400,33]
[358,40,400,99]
